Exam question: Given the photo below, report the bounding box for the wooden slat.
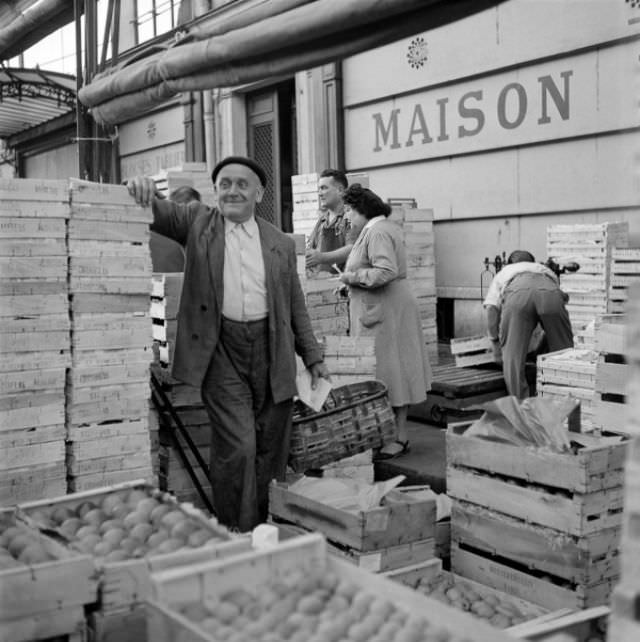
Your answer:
[0,238,66,257]
[269,482,436,552]
[451,543,615,611]
[451,499,620,583]
[447,466,624,536]
[0,293,68,316]
[0,605,86,642]
[0,177,69,202]
[0,217,66,238]
[446,424,628,493]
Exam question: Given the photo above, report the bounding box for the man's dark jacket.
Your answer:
[151,199,323,403]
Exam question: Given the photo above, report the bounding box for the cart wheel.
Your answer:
[430,404,447,425]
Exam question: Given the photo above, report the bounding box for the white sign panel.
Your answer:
[345,44,636,170]
[120,142,185,180]
[343,0,635,106]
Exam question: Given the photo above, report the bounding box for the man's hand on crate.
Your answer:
[126,176,159,207]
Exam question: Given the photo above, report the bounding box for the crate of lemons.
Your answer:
[386,561,554,632]
[15,480,249,611]
[146,532,517,642]
[0,511,97,634]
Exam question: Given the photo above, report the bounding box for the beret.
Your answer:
[211,156,267,187]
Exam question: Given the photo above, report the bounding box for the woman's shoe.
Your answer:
[374,440,410,461]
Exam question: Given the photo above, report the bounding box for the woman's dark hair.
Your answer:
[507,250,535,264]
[343,184,391,220]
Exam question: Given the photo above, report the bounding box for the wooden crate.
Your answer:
[447,422,629,494]
[451,542,616,611]
[593,344,628,434]
[0,512,97,642]
[385,560,560,632]
[448,465,624,537]
[87,607,146,642]
[146,532,516,642]
[537,348,598,387]
[450,335,494,367]
[275,517,435,572]
[448,423,627,609]
[451,499,620,585]
[509,606,609,641]
[1,605,86,642]
[269,481,436,552]
[16,480,249,613]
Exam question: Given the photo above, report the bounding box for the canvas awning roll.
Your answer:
[79,0,506,125]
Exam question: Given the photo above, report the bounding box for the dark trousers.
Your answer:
[200,317,293,532]
[501,273,574,399]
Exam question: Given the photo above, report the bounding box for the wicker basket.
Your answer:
[288,380,396,472]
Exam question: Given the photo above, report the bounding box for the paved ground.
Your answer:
[374,419,448,492]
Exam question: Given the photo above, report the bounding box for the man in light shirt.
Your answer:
[128,156,329,531]
[483,250,573,399]
[305,169,360,273]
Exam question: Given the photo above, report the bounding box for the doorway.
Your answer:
[246,80,297,232]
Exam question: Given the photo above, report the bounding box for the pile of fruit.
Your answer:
[177,565,473,642]
[0,515,58,567]
[401,572,530,629]
[24,487,227,561]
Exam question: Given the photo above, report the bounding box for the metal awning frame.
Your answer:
[0,67,76,110]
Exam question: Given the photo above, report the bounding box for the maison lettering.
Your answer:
[373,71,572,152]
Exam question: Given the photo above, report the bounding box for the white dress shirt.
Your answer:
[222,216,268,321]
[483,261,558,309]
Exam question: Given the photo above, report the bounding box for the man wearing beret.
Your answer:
[127,157,329,531]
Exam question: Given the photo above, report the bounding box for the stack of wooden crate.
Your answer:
[608,248,640,314]
[593,315,628,435]
[608,284,640,642]
[150,272,211,509]
[546,222,629,331]
[269,482,438,574]
[66,179,154,492]
[305,271,351,337]
[291,172,319,238]
[537,348,599,432]
[321,335,376,387]
[152,162,215,205]
[447,422,627,611]
[165,161,215,205]
[391,207,438,361]
[0,178,70,503]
